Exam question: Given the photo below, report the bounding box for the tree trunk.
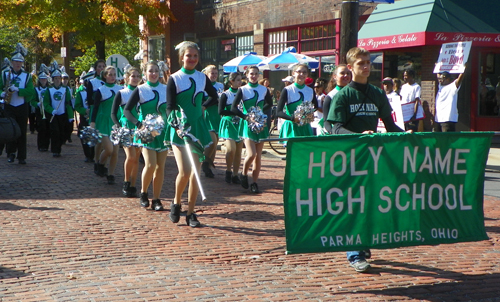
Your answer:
[340,1,359,64]
[95,40,105,60]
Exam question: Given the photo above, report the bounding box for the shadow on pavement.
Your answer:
[205,224,285,238]
[0,266,29,279]
[0,202,64,211]
[206,210,284,222]
[333,260,500,300]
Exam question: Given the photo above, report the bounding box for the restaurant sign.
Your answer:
[359,32,500,51]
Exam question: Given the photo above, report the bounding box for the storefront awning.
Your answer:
[358,0,500,50]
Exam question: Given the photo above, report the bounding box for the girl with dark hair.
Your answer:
[86,59,106,173]
[218,72,243,184]
[124,62,169,212]
[201,64,224,178]
[231,66,273,194]
[111,66,142,197]
[90,66,123,184]
[322,64,351,135]
[277,63,318,140]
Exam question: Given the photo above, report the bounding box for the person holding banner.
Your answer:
[218,72,243,184]
[124,62,168,212]
[434,69,466,132]
[327,47,406,273]
[165,41,218,227]
[276,63,318,140]
[231,66,273,194]
[111,66,142,197]
[400,69,421,131]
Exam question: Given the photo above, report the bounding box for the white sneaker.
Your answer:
[350,260,371,272]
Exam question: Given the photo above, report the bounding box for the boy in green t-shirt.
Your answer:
[326,47,406,273]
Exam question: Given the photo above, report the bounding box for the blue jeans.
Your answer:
[346,250,367,263]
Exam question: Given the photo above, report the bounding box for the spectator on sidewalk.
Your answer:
[400,69,421,131]
[434,69,466,132]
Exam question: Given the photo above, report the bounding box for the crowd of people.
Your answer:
[1,42,467,271]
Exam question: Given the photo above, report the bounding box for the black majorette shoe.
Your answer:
[140,192,149,208]
[250,182,260,194]
[240,173,249,189]
[169,202,181,223]
[97,164,107,177]
[151,199,164,211]
[122,181,131,196]
[128,187,137,198]
[106,175,115,185]
[7,154,15,163]
[94,163,99,175]
[231,175,241,184]
[225,171,232,184]
[186,213,200,228]
[202,161,214,178]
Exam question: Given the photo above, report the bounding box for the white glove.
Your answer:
[8,85,19,92]
[52,110,57,115]
[0,91,5,98]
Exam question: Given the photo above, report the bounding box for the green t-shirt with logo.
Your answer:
[326,83,392,133]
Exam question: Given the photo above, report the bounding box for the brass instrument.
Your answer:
[39,90,46,120]
[3,69,13,104]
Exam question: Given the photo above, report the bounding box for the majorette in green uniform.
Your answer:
[91,82,123,136]
[231,82,272,143]
[204,81,224,133]
[218,87,241,142]
[165,67,215,149]
[277,82,317,140]
[126,80,168,152]
[230,66,273,194]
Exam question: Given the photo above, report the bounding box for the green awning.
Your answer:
[358,0,500,50]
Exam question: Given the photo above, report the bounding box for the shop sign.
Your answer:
[358,32,425,50]
[433,41,471,74]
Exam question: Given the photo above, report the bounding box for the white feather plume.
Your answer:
[14,43,28,57]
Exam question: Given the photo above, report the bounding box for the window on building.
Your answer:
[148,36,165,62]
[236,36,254,56]
[268,29,298,55]
[300,24,336,52]
[201,38,217,64]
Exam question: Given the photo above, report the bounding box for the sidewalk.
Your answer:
[0,133,499,301]
[487,147,500,172]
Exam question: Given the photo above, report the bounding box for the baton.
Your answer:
[50,99,65,123]
[183,136,207,202]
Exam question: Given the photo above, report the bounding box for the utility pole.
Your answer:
[339,0,359,64]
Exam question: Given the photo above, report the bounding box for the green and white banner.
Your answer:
[283,132,493,254]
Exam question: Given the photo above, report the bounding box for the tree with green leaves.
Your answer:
[71,27,141,76]
[0,0,175,60]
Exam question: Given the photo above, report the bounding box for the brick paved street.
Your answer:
[1,132,500,301]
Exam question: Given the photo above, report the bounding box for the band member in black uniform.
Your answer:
[0,43,35,164]
[34,64,51,152]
